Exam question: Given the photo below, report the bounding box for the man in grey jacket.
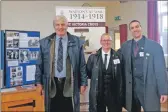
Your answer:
[118,20,168,112]
[35,15,87,112]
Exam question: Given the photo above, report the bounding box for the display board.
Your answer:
[5,30,40,88]
[0,31,5,88]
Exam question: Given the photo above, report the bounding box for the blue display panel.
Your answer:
[5,30,40,88]
[0,31,5,88]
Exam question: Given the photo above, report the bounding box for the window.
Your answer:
[158,1,168,56]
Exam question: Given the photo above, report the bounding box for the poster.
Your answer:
[6,49,19,60]
[5,30,40,87]
[6,31,19,49]
[19,49,29,63]
[10,66,23,86]
[56,6,106,51]
[28,37,40,48]
[56,6,106,111]
[29,51,39,60]
[19,37,39,48]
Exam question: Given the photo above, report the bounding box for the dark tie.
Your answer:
[104,54,108,69]
[57,38,63,72]
[134,42,139,56]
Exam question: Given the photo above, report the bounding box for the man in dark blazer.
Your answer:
[87,33,123,112]
[35,15,87,112]
[118,20,168,112]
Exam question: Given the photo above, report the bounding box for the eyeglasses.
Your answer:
[101,40,112,43]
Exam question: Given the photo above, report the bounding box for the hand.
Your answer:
[80,86,87,95]
[160,95,168,103]
[37,84,44,95]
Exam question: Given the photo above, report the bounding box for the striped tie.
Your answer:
[57,38,63,72]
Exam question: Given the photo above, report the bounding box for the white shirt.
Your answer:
[102,49,111,69]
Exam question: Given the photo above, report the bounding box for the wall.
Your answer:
[1,1,120,38]
[118,1,147,39]
[1,1,147,39]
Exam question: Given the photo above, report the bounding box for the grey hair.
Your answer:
[53,15,68,26]
[101,33,112,40]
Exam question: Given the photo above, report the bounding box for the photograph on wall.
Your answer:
[6,31,19,37]
[6,38,13,48]
[19,49,29,63]
[6,49,19,60]
[19,37,39,48]
[29,51,39,60]
[10,66,23,86]
[6,38,19,48]
[28,37,39,48]
[13,39,19,48]
[6,31,20,48]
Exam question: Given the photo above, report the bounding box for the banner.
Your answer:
[56,6,106,111]
[56,6,106,50]
[56,6,105,22]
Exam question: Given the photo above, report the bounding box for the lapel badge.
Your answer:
[141,47,144,49]
[146,53,150,59]
[146,53,150,56]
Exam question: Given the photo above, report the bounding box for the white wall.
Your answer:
[119,1,147,39]
[1,1,147,39]
[1,1,116,38]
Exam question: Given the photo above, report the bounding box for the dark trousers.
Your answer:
[50,77,73,112]
[131,90,142,112]
[98,93,119,112]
